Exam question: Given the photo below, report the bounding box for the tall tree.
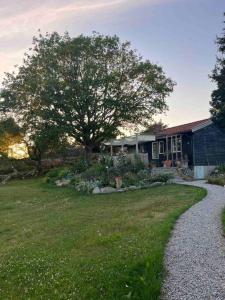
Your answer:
[1,32,175,159]
[143,120,167,135]
[210,13,225,128]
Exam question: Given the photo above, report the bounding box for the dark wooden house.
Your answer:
[147,118,225,178]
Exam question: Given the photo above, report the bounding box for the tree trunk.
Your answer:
[36,157,43,175]
[84,145,93,164]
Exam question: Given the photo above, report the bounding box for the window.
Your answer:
[172,135,182,153]
[152,142,159,159]
[159,141,165,154]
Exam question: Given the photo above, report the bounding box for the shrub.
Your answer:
[149,173,174,183]
[137,169,151,181]
[82,163,106,180]
[208,176,225,186]
[132,154,145,173]
[215,165,225,174]
[45,167,71,183]
[71,159,88,174]
[75,180,102,193]
[123,172,138,187]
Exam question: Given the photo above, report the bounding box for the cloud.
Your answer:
[0,0,178,38]
[0,0,179,83]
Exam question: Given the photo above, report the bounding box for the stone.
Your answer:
[55,179,71,187]
[127,185,138,190]
[149,182,163,187]
[100,187,116,194]
[92,187,101,194]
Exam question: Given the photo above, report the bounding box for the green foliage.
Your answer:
[210,13,225,129]
[123,172,138,187]
[149,173,174,183]
[0,32,175,158]
[217,165,225,173]
[208,176,225,186]
[71,159,88,174]
[133,154,146,173]
[75,180,102,193]
[45,167,71,183]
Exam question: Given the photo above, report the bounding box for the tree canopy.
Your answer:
[0,32,175,158]
[210,13,225,128]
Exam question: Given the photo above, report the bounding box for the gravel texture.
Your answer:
[162,181,225,300]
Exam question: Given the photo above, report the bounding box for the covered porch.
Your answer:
[104,134,155,166]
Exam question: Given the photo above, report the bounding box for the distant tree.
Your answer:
[0,32,175,160]
[143,120,167,135]
[210,13,225,128]
[0,118,23,156]
[24,123,68,173]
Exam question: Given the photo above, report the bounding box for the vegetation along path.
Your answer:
[162,181,225,300]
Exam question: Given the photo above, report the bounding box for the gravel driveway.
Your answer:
[162,181,225,300]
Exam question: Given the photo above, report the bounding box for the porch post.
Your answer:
[176,135,178,162]
[166,136,169,160]
[135,134,139,154]
[110,141,113,156]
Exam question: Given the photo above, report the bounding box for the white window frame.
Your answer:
[171,135,182,153]
[159,141,165,154]
[152,142,159,159]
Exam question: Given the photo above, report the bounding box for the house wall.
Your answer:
[193,123,225,166]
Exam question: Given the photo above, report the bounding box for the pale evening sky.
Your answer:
[0,0,224,126]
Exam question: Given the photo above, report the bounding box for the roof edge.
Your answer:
[192,119,213,132]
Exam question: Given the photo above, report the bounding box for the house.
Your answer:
[106,118,225,179]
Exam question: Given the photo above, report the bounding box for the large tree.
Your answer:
[1,32,175,159]
[210,13,225,128]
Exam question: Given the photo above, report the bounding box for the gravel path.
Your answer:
[162,181,225,300]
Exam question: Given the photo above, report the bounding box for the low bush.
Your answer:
[123,172,138,187]
[75,179,102,193]
[208,176,225,186]
[45,167,72,183]
[149,173,174,183]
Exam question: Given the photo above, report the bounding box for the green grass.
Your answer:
[0,179,206,300]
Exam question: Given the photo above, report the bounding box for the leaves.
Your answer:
[0,32,175,155]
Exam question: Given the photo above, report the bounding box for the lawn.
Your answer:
[0,179,206,300]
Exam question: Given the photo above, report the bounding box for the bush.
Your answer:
[208,176,225,186]
[217,165,225,174]
[71,159,88,174]
[132,154,145,173]
[123,172,138,187]
[137,169,151,181]
[149,173,174,183]
[75,180,102,193]
[45,167,72,183]
[82,163,106,180]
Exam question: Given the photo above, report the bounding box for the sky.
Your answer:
[0,0,224,126]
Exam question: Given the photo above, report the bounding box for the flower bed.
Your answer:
[46,154,174,194]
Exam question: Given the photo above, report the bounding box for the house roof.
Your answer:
[157,118,211,137]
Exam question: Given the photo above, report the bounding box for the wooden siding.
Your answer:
[193,123,225,166]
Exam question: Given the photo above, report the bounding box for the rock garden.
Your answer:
[46,153,173,194]
[207,165,225,186]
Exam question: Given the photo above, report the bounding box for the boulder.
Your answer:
[149,182,163,187]
[92,187,101,194]
[55,179,71,187]
[100,187,116,194]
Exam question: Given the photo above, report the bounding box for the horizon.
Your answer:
[0,0,224,126]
